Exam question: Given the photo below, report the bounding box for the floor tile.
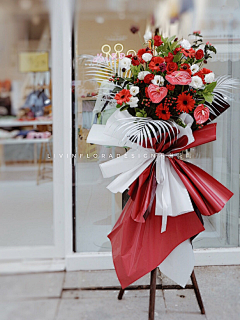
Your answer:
[56,290,166,320]
[63,270,152,289]
[0,272,64,300]
[0,299,59,320]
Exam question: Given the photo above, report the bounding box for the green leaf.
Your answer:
[171,42,179,51]
[203,93,213,104]
[173,51,182,62]
[209,45,217,54]
[203,81,217,93]
[116,104,121,108]
[167,35,176,43]
[120,105,129,111]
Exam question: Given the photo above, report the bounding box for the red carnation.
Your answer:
[114,89,132,106]
[166,62,178,74]
[155,103,171,120]
[144,73,154,84]
[164,52,174,63]
[149,56,165,71]
[154,35,163,47]
[166,84,175,91]
[195,49,204,60]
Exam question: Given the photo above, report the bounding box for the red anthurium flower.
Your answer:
[181,48,195,58]
[164,52,174,63]
[144,74,154,84]
[194,104,210,124]
[114,89,132,105]
[165,71,192,85]
[154,35,163,46]
[195,49,204,60]
[166,62,178,74]
[148,84,168,103]
[176,93,195,113]
[155,103,171,120]
[149,56,165,71]
[166,84,175,91]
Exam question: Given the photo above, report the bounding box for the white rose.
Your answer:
[138,71,150,80]
[130,86,139,96]
[144,31,152,42]
[120,57,131,70]
[151,75,164,86]
[190,76,203,89]
[142,53,152,62]
[190,64,199,75]
[129,96,139,108]
[180,39,191,50]
[205,72,215,83]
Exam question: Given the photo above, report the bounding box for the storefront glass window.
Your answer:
[0,0,53,247]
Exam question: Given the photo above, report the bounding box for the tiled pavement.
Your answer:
[0,266,240,320]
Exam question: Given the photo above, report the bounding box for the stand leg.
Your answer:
[149,268,157,320]
[191,270,205,314]
[118,288,125,300]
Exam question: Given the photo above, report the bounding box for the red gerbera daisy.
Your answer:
[176,93,195,113]
[149,56,165,71]
[114,89,132,106]
[155,103,171,120]
[137,48,151,63]
[181,48,195,58]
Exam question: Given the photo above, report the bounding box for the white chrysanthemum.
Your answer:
[151,75,164,86]
[180,39,191,50]
[138,71,150,80]
[130,86,139,96]
[142,53,152,62]
[129,96,139,108]
[190,64,199,75]
[144,31,152,42]
[190,76,203,89]
[205,72,215,83]
[120,57,131,70]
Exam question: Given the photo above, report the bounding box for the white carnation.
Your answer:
[190,64,199,75]
[151,75,164,86]
[142,53,153,62]
[138,71,150,80]
[180,39,191,50]
[120,57,131,70]
[129,96,139,108]
[144,31,152,42]
[190,76,203,89]
[205,72,215,83]
[130,86,139,96]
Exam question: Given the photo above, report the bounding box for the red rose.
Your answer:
[195,49,204,60]
[201,68,212,74]
[154,35,163,47]
[166,84,175,91]
[145,87,149,98]
[166,62,178,74]
[131,56,140,66]
[173,47,181,55]
[164,52,174,63]
[144,73,154,84]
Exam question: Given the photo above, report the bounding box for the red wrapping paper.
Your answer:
[108,123,234,289]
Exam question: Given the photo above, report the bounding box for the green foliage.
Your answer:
[173,51,182,62]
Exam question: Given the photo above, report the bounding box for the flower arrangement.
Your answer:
[110,32,219,130]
